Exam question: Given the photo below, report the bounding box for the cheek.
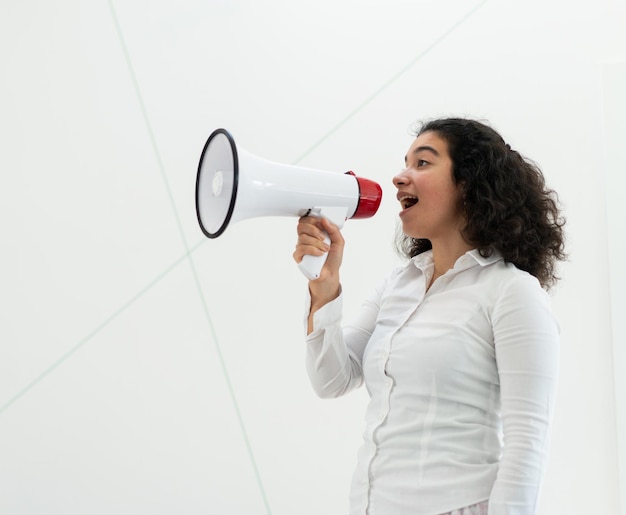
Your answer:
[423,181,458,204]
[432,185,464,217]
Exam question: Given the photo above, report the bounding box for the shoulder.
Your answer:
[493,260,548,303]
[465,252,554,321]
[471,251,546,299]
[487,260,558,333]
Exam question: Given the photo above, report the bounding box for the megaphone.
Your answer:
[195,128,382,280]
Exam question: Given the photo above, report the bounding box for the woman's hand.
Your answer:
[293,216,344,329]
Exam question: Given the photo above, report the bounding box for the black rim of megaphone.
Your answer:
[195,128,239,239]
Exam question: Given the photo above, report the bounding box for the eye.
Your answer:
[416,159,429,167]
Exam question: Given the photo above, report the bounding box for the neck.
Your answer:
[429,236,475,283]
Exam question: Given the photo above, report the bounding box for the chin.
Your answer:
[400,225,423,240]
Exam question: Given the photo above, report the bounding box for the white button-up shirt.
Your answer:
[305,249,559,515]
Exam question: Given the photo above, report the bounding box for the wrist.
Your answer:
[309,282,341,312]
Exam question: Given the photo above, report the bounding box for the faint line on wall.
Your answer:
[108,1,274,512]
[292,0,489,165]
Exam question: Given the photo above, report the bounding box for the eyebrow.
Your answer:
[404,145,440,164]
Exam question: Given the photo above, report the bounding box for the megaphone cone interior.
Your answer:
[195,129,238,238]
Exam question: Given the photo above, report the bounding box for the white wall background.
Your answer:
[1,1,624,514]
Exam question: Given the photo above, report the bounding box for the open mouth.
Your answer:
[399,195,419,210]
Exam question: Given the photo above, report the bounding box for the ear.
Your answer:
[456,180,469,217]
[456,180,468,200]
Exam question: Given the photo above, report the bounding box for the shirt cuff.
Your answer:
[304,289,343,337]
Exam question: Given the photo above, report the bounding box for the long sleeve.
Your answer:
[304,278,387,399]
[489,274,560,514]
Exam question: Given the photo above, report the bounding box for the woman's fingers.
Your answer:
[297,216,327,240]
[293,216,330,262]
[293,215,345,283]
[293,235,330,260]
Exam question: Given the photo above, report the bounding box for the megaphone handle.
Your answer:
[298,237,331,281]
[298,206,347,281]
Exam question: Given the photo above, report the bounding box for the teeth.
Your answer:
[399,195,418,209]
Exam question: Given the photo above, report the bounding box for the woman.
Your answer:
[293,118,566,515]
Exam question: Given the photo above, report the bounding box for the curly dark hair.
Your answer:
[396,117,566,290]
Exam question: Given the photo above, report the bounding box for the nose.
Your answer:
[392,168,409,188]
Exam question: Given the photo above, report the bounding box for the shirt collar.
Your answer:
[411,248,502,272]
[464,248,502,267]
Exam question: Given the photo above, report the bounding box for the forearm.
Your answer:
[295,214,344,336]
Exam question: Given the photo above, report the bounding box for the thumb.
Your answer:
[318,216,345,272]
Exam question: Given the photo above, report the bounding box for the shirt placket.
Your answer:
[364,280,426,514]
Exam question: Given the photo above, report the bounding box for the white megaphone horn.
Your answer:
[195,128,383,280]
